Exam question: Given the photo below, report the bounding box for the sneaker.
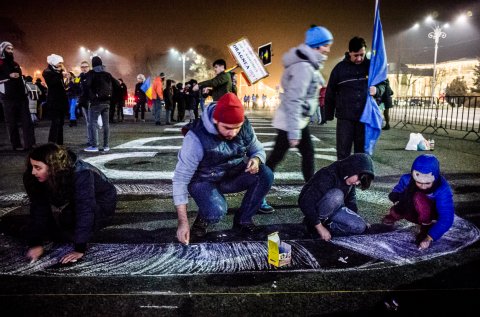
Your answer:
[190,216,209,240]
[103,147,110,152]
[258,198,274,214]
[382,124,390,130]
[84,146,99,152]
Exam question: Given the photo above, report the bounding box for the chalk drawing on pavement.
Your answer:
[331,215,480,265]
[1,214,478,277]
[0,238,321,276]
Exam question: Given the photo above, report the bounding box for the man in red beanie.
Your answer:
[173,93,274,244]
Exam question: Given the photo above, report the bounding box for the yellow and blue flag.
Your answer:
[141,76,153,100]
[360,0,387,155]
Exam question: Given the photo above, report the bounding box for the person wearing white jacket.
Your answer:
[260,25,333,214]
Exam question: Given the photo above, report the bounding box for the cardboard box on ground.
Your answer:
[268,232,292,267]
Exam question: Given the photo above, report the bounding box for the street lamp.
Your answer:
[170,48,197,85]
[79,46,111,60]
[426,23,447,106]
[421,13,470,134]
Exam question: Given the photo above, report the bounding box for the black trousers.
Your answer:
[266,126,314,182]
[134,102,146,120]
[117,100,124,120]
[336,118,365,160]
[2,97,35,149]
[48,108,65,145]
[170,103,177,121]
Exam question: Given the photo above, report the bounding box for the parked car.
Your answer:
[409,98,423,107]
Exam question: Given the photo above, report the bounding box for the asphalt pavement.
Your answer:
[0,109,479,316]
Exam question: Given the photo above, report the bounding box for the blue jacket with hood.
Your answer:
[390,154,454,241]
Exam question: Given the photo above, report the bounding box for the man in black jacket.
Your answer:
[84,56,120,152]
[0,41,35,150]
[325,37,385,160]
[78,60,92,145]
[117,78,128,122]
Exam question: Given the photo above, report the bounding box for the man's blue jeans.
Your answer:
[88,103,110,148]
[153,99,163,123]
[303,188,367,236]
[68,97,78,120]
[188,163,274,225]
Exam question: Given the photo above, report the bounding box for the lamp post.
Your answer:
[170,48,197,85]
[427,25,447,106]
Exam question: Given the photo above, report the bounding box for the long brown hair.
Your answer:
[25,143,75,199]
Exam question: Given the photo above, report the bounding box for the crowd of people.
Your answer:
[0,24,455,266]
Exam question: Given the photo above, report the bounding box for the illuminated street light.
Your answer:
[419,13,470,133]
[425,19,447,106]
[456,14,467,23]
[170,48,198,85]
[79,46,111,59]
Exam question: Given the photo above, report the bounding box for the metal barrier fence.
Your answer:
[390,96,480,141]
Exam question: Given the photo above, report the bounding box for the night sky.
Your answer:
[1,0,479,89]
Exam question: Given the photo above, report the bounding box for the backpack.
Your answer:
[25,82,39,101]
[91,72,113,101]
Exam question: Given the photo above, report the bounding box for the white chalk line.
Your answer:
[331,215,480,265]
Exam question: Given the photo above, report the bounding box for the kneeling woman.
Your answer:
[299,153,374,241]
[24,143,117,264]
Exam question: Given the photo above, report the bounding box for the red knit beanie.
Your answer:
[213,93,244,124]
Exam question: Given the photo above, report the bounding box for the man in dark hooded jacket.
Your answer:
[0,41,35,150]
[298,153,374,240]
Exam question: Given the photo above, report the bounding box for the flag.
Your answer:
[141,76,153,99]
[360,0,387,155]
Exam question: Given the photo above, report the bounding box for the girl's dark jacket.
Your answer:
[24,151,116,253]
[298,153,374,214]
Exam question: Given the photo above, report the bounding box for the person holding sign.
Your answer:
[262,25,333,213]
[193,59,232,102]
[173,93,273,244]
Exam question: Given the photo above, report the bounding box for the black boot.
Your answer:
[190,216,209,241]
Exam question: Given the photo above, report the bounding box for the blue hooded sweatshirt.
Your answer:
[390,154,454,240]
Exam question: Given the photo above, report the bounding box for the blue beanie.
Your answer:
[411,154,440,183]
[305,26,333,48]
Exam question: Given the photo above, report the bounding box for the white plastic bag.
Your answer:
[97,115,103,128]
[405,133,427,151]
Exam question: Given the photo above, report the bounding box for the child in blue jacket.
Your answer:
[382,154,454,249]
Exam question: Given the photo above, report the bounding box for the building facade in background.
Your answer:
[388,58,478,98]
